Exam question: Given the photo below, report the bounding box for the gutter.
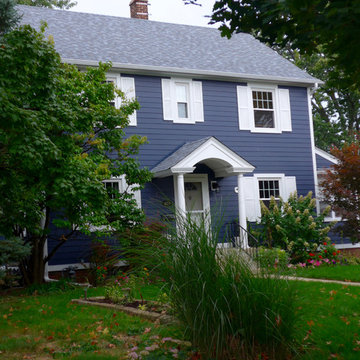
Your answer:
[63,58,323,87]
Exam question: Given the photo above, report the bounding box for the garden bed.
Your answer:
[71,296,177,325]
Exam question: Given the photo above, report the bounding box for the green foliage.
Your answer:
[253,192,334,263]
[0,237,31,265]
[204,0,360,87]
[0,0,21,34]
[24,277,76,295]
[124,214,297,359]
[320,140,360,243]
[16,0,77,9]
[0,25,151,284]
[255,246,289,272]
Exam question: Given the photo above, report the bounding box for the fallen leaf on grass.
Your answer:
[108,343,116,348]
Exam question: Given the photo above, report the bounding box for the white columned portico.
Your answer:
[237,174,249,249]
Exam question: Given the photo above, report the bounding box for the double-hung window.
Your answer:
[176,82,190,119]
[237,84,292,133]
[258,179,280,208]
[161,78,204,124]
[106,74,137,126]
[252,90,275,128]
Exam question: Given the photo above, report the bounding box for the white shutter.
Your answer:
[121,77,137,126]
[237,86,253,130]
[283,176,297,200]
[278,88,292,132]
[132,188,142,208]
[243,176,261,222]
[191,81,204,122]
[161,79,174,121]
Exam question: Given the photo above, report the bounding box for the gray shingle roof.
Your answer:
[151,137,211,173]
[18,5,317,84]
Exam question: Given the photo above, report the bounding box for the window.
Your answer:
[162,78,204,124]
[242,174,297,221]
[106,74,137,126]
[103,176,141,208]
[252,90,275,128]
[176,83,189,119]
[237,84,292,133]
[258,179,280,207]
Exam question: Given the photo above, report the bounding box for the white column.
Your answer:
[176,173,186,215]
[237,174,249,249]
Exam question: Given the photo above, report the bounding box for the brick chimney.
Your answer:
[129,0,149,20]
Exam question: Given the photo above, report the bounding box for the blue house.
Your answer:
[19,2,338,273]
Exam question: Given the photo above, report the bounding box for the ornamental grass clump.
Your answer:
[124,213,298,359]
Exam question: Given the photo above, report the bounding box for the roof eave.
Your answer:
[63,58,323,87]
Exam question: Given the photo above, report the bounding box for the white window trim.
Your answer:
[162,77,204,124]
[106,73,137,127]
[237,83,292,134]
[103,175,142,208]
[242,173,297,222]
[250,84,280,133]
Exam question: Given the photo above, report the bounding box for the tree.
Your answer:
[0,25,152,285]
[16,0,76,9]
[0,0,22,34]
[274,46,360,151]
[320,138,360,243]
[186,0,360,88]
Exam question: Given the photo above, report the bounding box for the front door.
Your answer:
[184,175,210,225]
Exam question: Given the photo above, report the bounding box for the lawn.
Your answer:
[1,279,360,359]
[287,264,360,283]
[0,282,189,360]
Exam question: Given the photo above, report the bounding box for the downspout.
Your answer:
[308,83,320,214]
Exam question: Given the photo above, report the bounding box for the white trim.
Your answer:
[315,147,339,165]
[48,261,127,272]
[106,72,137,127]
[161,77,204,124]
[335,243,360,250]
[67,58,321,87]
[307,88,320,215]
[174,173,210,219]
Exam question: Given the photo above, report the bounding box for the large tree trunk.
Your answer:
[20,235,46,286]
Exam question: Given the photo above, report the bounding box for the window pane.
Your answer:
[259,180,280,200]
[178,102,188,118]
[254,110,274,128]
[176,84,188,102]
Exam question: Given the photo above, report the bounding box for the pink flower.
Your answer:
[298,263,306,268]
[315,260,321,267]
[128,352,139,359]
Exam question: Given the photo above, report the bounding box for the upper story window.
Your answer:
[106,74,137,126]
[237,84,292,133]
[252,90,275,128]
[161,78,204,124]
[176,83,190,119]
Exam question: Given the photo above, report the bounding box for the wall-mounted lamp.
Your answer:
[211,181,220,192]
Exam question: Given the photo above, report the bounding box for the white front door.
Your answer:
[184,174,210,225]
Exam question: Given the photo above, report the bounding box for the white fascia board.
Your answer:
[175,137,255,173]
[315,147,339,165]
[63,58,322,87]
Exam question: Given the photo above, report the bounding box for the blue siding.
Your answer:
[316,153,334,170]
[50,75,318,265]
[124,76,316,222]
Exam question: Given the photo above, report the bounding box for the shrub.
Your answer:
[125,214,298,359]
[256,247,289,271]
[254,192,335,263]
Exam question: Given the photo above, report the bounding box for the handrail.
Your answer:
[238,224,259,245]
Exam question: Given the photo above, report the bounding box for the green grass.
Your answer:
[288,264,360,282]
[2,279,360,359]
[293,280,360,359]
[0,284,185,360]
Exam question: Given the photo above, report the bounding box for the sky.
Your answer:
[70,0,216,27]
